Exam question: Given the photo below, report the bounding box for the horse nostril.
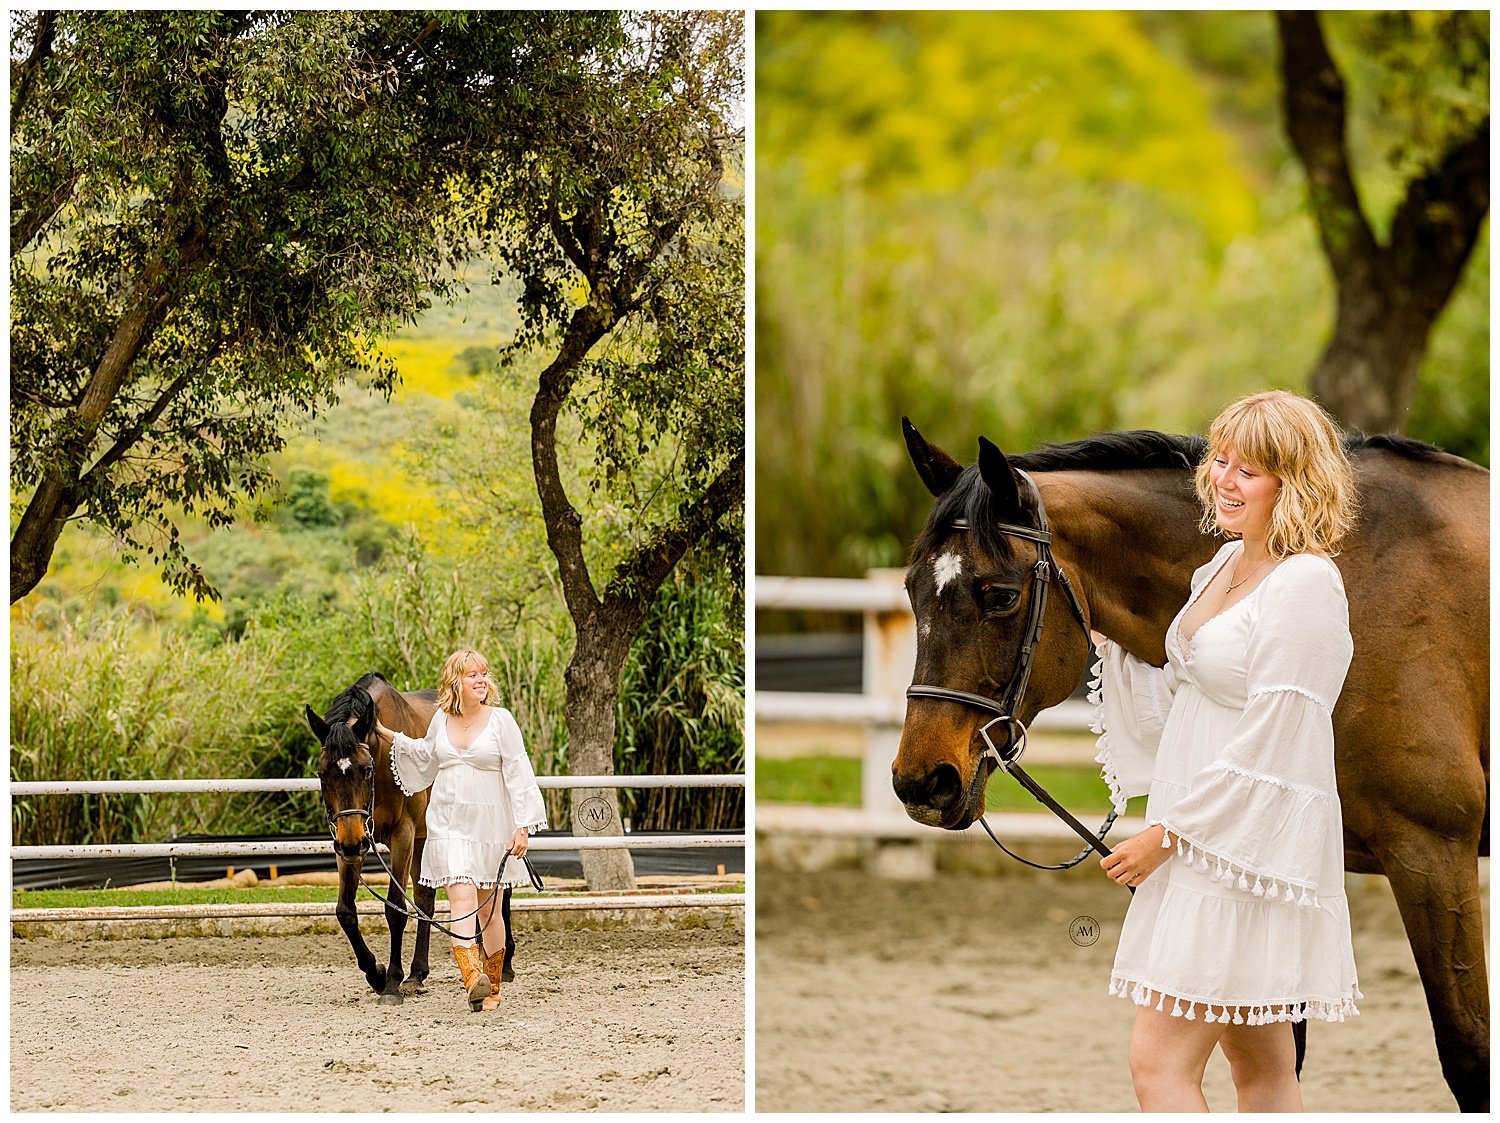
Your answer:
[923,762,964,811]
[893,762,965,813]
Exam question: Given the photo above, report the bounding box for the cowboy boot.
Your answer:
[452,943,491,1012]
[480,947,505,1013]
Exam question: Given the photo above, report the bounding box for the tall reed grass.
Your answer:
[12,544,743,844]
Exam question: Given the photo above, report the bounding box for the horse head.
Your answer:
[893,419,1093,830]
[305,682,380,862]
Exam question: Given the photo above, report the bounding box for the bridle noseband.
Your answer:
[906,469,1125,874]
[327,759,376,859]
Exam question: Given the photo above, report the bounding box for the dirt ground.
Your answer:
[755,867,1483,1113]
[11,927,743,1112]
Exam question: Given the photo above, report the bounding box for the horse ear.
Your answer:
[903,417,964,497]
[305,705,329,743]
[977,436,1023,516]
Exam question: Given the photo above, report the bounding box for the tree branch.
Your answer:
[77,335,228,492]
[11,10,58,123]
[528,307,615,624]
[1386,112,1490,308]
[1275,11,1379,281]
[602,448,744,623]
[10,167,81,255]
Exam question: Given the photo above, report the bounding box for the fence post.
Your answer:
[862,568,933,876]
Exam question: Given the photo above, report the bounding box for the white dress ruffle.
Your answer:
[389,706,548,890]
[1094,542,1361,1024]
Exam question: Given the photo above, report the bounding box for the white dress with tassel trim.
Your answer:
[1092,541,1361,1026]
[389,707,548,890]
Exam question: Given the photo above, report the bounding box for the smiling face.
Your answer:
[1208,446,1280,541]
[462,666,491,708]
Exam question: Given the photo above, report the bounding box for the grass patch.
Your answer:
[14,886,346,909]
[14,881,746,911]
[756,754,1146,817]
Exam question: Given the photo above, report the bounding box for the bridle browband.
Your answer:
[906,469,1125,875]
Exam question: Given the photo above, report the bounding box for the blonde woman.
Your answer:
[1093,391,1360,1110]
[374,649,547,1013]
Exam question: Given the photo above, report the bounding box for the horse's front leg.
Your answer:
[377,827,416,1006]
[403,834,435,996]
[336,856,386,996]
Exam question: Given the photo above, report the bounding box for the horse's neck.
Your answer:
[1038,470,1214,665]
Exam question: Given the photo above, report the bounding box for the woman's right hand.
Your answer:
[372,719,394,743]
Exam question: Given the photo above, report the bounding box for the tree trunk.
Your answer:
[1308,268,1448,435]
[563,627,637,890]
[1277,12,1489,435]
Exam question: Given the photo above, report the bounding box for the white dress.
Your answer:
[389,707,549,890]
[1092,540,1362,1026]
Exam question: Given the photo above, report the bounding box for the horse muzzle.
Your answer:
[892,753,992,830]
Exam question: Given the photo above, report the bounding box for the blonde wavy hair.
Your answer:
[1194,390,1357,558]
[436,648,498,716]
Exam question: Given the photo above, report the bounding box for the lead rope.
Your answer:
[975,724,1126,881]
[352,844,545,943]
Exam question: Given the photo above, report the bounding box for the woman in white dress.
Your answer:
[374,648,548,1013]
[1093,390,1360,1110]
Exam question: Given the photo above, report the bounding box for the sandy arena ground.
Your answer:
[12,927,743,1112]
[756,867,1484,1112]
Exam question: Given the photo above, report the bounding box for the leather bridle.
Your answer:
[905,468,1125,873]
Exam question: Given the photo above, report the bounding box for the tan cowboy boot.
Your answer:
[480,947,505,1012]
[452,943,491,1012]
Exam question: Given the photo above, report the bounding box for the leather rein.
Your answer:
[905,469,1125,875]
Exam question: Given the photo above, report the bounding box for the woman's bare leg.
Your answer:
[477,885,507,960]
[1219,1016,1303,1112]
[446,882,480,948]
[1129,1002,1226,1111]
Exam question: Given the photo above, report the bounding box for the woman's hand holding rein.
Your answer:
[1100,823,1172,888]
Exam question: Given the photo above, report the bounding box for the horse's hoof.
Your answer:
[502,965,515,983]
[399,978,427,997]
[378,993,404,1006]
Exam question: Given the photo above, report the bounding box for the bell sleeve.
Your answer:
[1091,638,1178,815]
[496,708,549,834]
[390,711,442,796]
[1156,556,1352,907]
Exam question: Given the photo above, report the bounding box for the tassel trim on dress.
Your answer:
[1108,975,1361,1025]
[1089,653,1129,816]
[1157,824,1322,909]
[391,749,422,798]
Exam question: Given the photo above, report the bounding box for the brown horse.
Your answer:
[305,673,437,1004]
[893,422,1488,1111]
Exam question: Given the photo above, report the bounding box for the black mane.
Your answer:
[1010,430,1204,473]
[1007,428,1473,473]
[322,673,387,744]
[913,428,1478,561]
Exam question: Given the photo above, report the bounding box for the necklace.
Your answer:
[1227,554,1274,593]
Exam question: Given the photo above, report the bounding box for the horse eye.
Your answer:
[980,585,1020,613]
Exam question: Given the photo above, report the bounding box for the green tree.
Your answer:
[1278,11,1488,432]
[8,10,614,602]
[474,10,745,889]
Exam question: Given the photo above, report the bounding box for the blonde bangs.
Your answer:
[1194,391,1358,558]
[436,648,497,715]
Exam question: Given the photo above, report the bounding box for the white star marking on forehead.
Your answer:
[933,551,964,595]
[338,758,353,773]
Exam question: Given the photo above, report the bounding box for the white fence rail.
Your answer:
[755,571,1091,814]
[12,775,744,796]
[11,774,746,862]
